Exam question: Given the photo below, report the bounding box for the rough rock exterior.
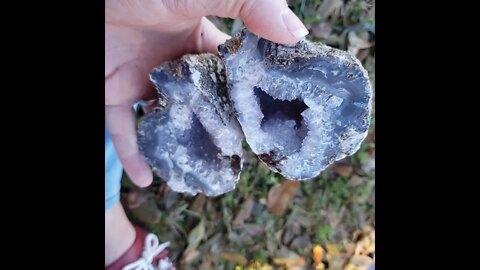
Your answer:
[137,54,244,196]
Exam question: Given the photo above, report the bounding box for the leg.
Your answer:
[105,202,136,266]
[105,126,136,266]
[105,123,174,270]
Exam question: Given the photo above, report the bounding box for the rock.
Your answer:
[218,28,372,180]
[137,54,244,196]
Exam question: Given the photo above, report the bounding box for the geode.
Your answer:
[218,29,372,180]
[137,54,244,196]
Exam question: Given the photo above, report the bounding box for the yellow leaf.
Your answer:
[221,252,248,265]
[247,261,273,270]
[273,255,306,268]
[315,262,325,270]
[326,244,340,262]
[344,263,363,270]
[313,245,324,265]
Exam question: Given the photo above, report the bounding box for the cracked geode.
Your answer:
[137,54,244,196]
[218,29,372,180]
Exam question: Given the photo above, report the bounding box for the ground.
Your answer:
[121,1,375,269]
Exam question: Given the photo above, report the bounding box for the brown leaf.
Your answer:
[126,189,151,209]
[356,48,371,62]
[181,249,200,265]
[267,180,300,216]
[333,164,353,177]
[220,252,248,265]
[190,193,207,212]
[124,189,161,225]
[233,196,255,226]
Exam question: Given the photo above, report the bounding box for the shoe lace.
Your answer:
[122,233,174,270]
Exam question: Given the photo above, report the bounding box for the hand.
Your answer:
[105,0,309,187]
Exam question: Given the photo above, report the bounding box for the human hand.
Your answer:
[105,0,309,187]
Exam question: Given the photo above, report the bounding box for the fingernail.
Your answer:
[281,9,309,39]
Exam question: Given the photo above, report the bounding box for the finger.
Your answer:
[108,0,308,44]
[177,0,309,44]
[105,105,153,187]
[193,17,231,54]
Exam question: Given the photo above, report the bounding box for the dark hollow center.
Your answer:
[181,113,223,168]
[254,87,309,152]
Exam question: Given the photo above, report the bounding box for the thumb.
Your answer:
[179,0,309,44]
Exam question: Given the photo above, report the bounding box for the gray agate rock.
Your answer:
[137,54,244,196]
[218,29,372,180]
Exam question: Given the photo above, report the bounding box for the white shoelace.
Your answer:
[122,234,174,270]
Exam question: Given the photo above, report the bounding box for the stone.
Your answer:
[218,29,372,180]
[137,54,244,196]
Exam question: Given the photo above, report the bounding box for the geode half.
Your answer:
[137,54,244,196]
[218,29,372,180]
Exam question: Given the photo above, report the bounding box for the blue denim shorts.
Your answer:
[105,125,123,210]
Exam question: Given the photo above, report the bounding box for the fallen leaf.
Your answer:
[273,254,306,270]
[190,193,207,212]
[247,261,274,270]
[348,31,372,56]
[347,175,364,187]
[344,264,363,270]
[354,227,375,256]
[259,197,267,205]
[290,235,309,249]
[318,0,344,19]
[164,188,180,211]
[328,206,346,229]
[310,22,332,39]
[325,244,340,262]
[356,48,370,62]
[181,249,200,265]
[185,219,205,253]
[220,252,248,265]
[243,223,264,236]
[275,229,284,242]
[126,189,151,209]
[349,255,374,267]
[233,196,255,226]
[125,190,161,225]
[360,158,375,174]
[267,180,301,216]
[282,222,301,245]
[333,164,353,177]
[312,245,324,265]
[199,258,213,270]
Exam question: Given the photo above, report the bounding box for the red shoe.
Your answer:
[106,226,175,270]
